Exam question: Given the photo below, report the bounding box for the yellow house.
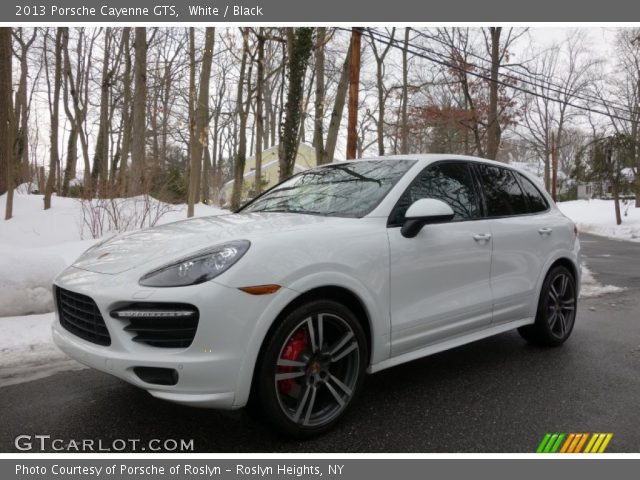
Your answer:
[222,143,317,203]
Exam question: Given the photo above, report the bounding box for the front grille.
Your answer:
[112,304,199,348]
[56,287,111,346]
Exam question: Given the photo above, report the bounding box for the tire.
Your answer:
[252,299,368,438]
[518,265,577,346]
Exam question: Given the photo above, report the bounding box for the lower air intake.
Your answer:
[112,304,199,348]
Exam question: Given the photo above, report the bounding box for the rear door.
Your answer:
[388,161,494,356]
[475,165,552,324]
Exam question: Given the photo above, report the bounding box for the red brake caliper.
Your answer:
[278,330,307,395]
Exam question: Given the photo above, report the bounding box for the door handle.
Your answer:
[473,233,492,242]
[538,227,553,235]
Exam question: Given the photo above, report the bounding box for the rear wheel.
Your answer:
[518,265,577,346]
[253,299,367,438]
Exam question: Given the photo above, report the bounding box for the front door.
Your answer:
[388,161,494,356]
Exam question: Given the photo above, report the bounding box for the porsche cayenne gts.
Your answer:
[52,154,580,437]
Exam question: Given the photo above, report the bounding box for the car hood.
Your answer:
[72,212,342,275]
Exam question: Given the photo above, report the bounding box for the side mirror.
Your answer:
[401,198,455,238]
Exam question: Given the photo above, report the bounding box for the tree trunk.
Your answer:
[60,28,78,197]
[44,28,64,210]
[312,28,326,166]
[62,28,92,199]
[400,28,410,154]
[346,28,362,160]
[369,28,395,156]
[255,28,266,195]
[187,27,215,217]
[92,28,111,198]
[13,28,35,185]
[613,179,622,225]
[129,27,147,195]
[1,27,14,219]
[551,132,558,201]
[117,28,133,196]
[486,27,502,160]
[323,44,352,164]
[202,147,211,202]
[231,28,251,210]
[279,27,314,180]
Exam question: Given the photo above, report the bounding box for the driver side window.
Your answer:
[390,162,480,225]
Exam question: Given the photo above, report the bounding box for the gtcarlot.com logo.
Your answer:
[536,433,613,453]
[14,435,194,452]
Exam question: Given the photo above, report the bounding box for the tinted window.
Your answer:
[478,165,528,217]
[241,160,415,218]
[391,162,480,224]
[516,173,549,213]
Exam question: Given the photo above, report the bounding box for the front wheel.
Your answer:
[253,299,368,438]
[518,265,577,346]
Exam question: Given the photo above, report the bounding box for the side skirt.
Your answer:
[367,318,533,374]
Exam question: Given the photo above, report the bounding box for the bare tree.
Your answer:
[254,27,266,195]
[44,28,63,210]
[279,27,314,179]
[129,27,147,195]
[346,27,362,160]
[322,42,352,164]
[400,28,410,154]
[368,28,395,155]
[92,28,113,197]
[524,30,600,192]
[187,27,215,217]
[12,28,37,185]
[116,28,133,196]
[231,28,251,210]
[1,27,15,219]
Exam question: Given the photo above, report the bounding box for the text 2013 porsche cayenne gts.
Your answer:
[53,155,580,437]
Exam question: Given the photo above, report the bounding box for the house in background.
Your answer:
[576,168,636,200]
[221,143,317,204]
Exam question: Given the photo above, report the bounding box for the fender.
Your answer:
[231,270,390,408]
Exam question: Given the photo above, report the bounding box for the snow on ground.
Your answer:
[580,264,625,298]
[0,192,227,317]
[558,199,640,242]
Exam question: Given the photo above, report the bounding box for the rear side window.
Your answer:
[478,165,528,217]
[391,162,480,224]
[516,173,549,213]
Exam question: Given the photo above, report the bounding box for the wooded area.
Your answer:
[0,27,639,223]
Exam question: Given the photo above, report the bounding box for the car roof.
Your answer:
[331,153,508,168]
[329,154,541,182]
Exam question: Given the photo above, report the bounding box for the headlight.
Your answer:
[139,240,250,287]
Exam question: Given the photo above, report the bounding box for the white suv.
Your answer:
[52,155,580,437]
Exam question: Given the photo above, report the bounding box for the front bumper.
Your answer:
[52,322,236,408]
[52,266,295,409]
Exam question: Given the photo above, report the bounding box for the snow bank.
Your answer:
[0,312,85,387]
[0,240,96,316]
[0,192,227,317]
[558,199,640,242]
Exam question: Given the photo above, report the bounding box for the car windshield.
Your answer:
[240,159,416,218]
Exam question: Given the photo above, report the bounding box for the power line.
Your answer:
[353,27,638,125]
[370,27,638,123]
[410,28,638,118]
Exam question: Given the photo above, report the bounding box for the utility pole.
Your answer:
[346,27,362,160]
[551,132,558,201]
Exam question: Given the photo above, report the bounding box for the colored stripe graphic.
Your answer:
[537,433,613,453]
